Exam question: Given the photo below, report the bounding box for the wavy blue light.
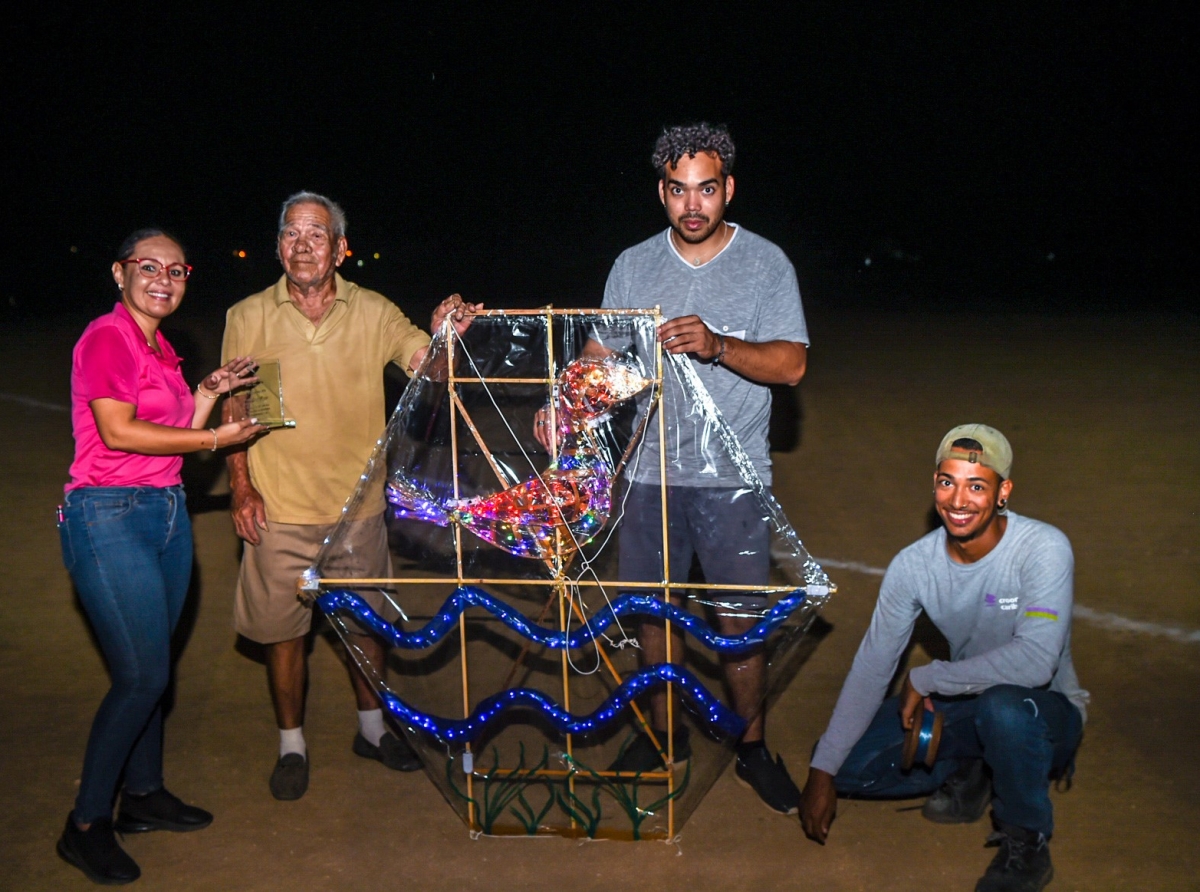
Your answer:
[316,585,806,653]
[379,662,746,743]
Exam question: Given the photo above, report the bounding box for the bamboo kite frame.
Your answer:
[314,306,793,840]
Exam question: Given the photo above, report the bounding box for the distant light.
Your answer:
[357,259,364,267]
[346,249,353,257]
[373,252,380,260]
[69,246,78,254]
[1046,252,1055,261]
[863,256,872,266]
[236,250,247,259]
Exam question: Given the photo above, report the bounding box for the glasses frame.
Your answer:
[118,258,194,281]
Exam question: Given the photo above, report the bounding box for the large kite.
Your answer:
[303,309,833,840]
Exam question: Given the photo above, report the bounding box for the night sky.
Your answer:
[4,4,1193,322]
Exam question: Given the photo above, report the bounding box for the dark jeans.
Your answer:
[59,486,193,824]
[834,685,1083,837]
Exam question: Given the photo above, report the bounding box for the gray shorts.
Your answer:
[234,512,394,644]
[617,483,770,609]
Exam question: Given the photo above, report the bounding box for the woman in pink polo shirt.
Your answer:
[56,229,265,885]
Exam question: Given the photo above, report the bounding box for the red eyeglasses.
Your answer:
[119,258,194,281]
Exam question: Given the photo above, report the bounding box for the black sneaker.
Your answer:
[922,759,991,824]
[735,746,801,815]
[353,731,422,772]
[975,823,1054,892]
[57,816,141,885]
[115,787,213,833]
[608,727,690,774]
[269,752,309,801]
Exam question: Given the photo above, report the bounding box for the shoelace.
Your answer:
[984,830,1046,870]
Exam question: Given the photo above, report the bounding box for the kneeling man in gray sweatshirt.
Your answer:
[800,424,1087,892]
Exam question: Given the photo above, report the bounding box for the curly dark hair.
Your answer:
[651,122,736,177]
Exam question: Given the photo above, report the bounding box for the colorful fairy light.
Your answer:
[385,357,650,560]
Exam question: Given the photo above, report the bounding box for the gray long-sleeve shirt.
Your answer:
[810,512,1089,776]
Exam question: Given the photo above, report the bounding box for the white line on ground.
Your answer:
[1071,605,1200,644]
[817,556,1200,645]
[4,393,1194,646]
[813,557,886,577]
[0,393,69,413]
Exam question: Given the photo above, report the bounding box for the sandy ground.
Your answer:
[2,308,1197,891]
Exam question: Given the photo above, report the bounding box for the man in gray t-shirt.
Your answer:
[601,123,810,816]
[800,425,1087,892]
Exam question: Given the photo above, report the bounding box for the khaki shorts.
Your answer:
[234,513,394,644]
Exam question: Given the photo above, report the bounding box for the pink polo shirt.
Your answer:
[66,302,195,492]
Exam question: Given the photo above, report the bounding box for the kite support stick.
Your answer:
[652,309,678,838]
[446,325,476,830]
[448,390,518,489]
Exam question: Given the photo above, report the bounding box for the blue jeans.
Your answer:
[58,486,193,824]
[833,685,1082,837]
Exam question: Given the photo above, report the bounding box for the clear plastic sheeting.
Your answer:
[306,309,833,840]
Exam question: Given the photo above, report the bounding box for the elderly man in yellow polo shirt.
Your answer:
[221,191,479,800]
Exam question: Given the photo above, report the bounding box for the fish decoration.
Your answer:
[555,357,651,428]
[386,357,651,561]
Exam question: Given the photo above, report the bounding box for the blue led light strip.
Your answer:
[316,585,807,654]
[379,662,746,743]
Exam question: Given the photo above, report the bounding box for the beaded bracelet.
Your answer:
[210,428,219,451]
[197,384,218,400]
[712,333,726,368]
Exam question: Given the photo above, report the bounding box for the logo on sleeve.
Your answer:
[1024,607,1060,621]
[984,593,1018,611]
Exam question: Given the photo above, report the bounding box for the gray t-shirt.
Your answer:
[811,512,1089,776]
[601,225,809,486]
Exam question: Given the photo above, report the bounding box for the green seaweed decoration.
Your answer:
[445,743,555,835]
[556,775,604,837]
[561,745,692,840]
[445,739,692,838]
[510,781,556,834]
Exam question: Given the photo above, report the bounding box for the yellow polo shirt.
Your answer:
[222,274,430,524]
